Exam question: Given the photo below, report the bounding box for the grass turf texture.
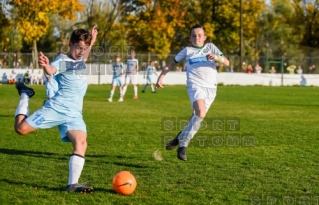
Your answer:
[0,84,319,204]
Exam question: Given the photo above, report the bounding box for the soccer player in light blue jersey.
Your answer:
[156,24,230,161]
[122,50,139,99]
[108,54,124,102]
[142,60,158,93]
[14,26,98,193]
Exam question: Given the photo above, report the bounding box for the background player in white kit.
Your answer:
[156,24,230,161]
[108,54,124,102]
[35,69,44,85]
[13,26,98,193]
[122,50,139,99]
[142,60,158,93]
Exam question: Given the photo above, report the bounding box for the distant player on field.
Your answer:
[108,54,124,102]
[13,25,98,193]
[122,50,139,99]
[142,60,158,93]
[156,24,230,161]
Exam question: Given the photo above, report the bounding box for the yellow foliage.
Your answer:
[12,0,84,44]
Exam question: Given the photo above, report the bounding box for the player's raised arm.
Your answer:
[155,60,176,89]
[39,52,56,75]
[83,25,98,62]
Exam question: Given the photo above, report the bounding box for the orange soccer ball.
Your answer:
[112,171,137,195]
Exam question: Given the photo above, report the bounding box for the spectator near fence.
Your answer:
[269,66,276,74]
[296,65,303,74]
[246,64,253,74]
[8,69,17,84]
[254,64,262,74]
[23,70,31,84]
[36,70,44,85]
[308,65,313,74]
[287,65,296,74]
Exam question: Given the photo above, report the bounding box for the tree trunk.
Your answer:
[32,40,38,69]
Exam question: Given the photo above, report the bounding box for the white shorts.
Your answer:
[26,106,86,142]
[187,85,217,111]
[125,75,138,85]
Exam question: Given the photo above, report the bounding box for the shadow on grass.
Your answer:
[0,178,63,192]
[0,148,58,158]
[0,178,113,193]
[0,149,150,169]
[0,114,11,118]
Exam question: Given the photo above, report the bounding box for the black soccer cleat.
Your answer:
[166,132,182,150]
[66,183,93,193]
[15,82,35,98]
[177,146,187,161]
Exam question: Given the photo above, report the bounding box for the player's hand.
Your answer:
[206,53,215,60]
[39,52,50,67]
[91,25,98,45]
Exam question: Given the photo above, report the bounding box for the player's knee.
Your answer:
[195,110,206,118]
[76,138,87,149]
[15,125,29,135]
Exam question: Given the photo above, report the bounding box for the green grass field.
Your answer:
[1,84,319,205]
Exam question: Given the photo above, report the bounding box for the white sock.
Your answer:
[110,90,114,98]
[68,155,85,185]
[15,93,30,117]
[122,86,127,96]
[151,85,154,92]
[134,86,138,96]
[180,115,204,147]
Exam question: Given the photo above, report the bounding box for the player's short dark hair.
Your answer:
[70,29,92,46]
[190,24,206,35]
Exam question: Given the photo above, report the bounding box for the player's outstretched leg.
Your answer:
[14,82,37,135]
[66,130,93,193]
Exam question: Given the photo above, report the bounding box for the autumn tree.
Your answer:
[8,0,84,68]
[120,0,186,60]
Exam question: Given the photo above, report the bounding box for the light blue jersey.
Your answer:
[113,62,124,77]
[146,66,156,76]
[45,54,88,117]
[45,75,59,99]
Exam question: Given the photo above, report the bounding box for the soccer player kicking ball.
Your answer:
[14,26,98,193]
[156,24,230,161]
